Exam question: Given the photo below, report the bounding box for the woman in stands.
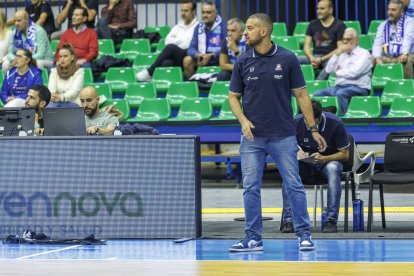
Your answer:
[0,48,43,107]
[48,43,84,107]
[0,11,12,67]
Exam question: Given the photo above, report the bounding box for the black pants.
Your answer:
[148,44,187,75]
[97,19,133,45]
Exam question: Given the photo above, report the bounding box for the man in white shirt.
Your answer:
[313,28,372,116]
[136,1,198,81]
[372,0,414,78]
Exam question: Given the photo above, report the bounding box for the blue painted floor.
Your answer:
[0,239,413,262]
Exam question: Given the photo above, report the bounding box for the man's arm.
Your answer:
[56,1,72,25]
[336,50,372,79]
[293,87,327,151]
[219,53,233,71]
[79,0,97,23]
[36,12,48,26]
[311,148,349,163]
[229,91,254,141]
[303,35,315,61]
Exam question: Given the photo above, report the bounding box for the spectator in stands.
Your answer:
[217,18,246,81]
[373,0,414,78]
[26,0,56,39]
[402,0,414,17]
[25,84,51,135]
[136,0,199,82]
[48,43,84,107]
[56,6,98,67]
[1,48,43,107]
[281,99,350,234]
[80,86,119,135]
[313,28,372,116]
[0,12,12,67]
[183,1,227,78]
[97,0,137,45]
[52,0,98,40]
[300,0,346,80]
[3,10,54,72]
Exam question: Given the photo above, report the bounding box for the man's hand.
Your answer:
[399,53,408,64]
[375,57,383,65]
[310,152,327,163]
[311,131,327,152]
[86,126,99,135]
[197,53,213,66]
[108,24,119,30]
[240,118,255,141]
[227,38,238,53]
[297,149,309,160]
[310,56,321,68]
[335,43,352,56]
[77,58,87,66]
[51,94,61,102]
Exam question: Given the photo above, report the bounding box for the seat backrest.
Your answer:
[138,98,171,121]
[301,64,315,81]
[368,20,384,35]
[344,20,362,34]
[196,66,221,74]
[381,79,414,105]
[152,67,183,82]
[120,39,151,53]
[373,63,404,80]
[343,96,381,118]
[306,80,329,95]
[358,34,373,51]
[125,83,157,98]
[272,36,300,50]
[133,53,160,67]
[98,39,115,55]
[91,83,112,100]
[293,22,309,37]
[384,131,414,173]
[272,22,287,37]
[100,99,130,122]
[387,97,414,118]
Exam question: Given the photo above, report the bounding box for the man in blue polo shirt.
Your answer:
[228,13,327,252]
[281,99,350,234]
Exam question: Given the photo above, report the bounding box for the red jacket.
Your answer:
[56,27,98,62]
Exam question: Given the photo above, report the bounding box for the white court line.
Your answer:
[16,245,82,259]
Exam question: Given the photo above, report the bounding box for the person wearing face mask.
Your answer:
[48,43,84,107]
[313,28,372,116]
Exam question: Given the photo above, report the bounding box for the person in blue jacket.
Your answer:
[1,48,43,107]
[183,1,227,78]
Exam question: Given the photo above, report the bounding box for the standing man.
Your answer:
[373,0,414,78]
[281,99,350,234]
[183,1,227,78]
[25,84,51,135]
[3,10,54,71]
[136,0,199,82]
[228,13,326,252]
[56,6,98,67]
[25,0,56,38]
[300,0,346,80]
[80,86,119,135]
[97,0,137,45]
[313,28,372,116]
[217,18,246,81]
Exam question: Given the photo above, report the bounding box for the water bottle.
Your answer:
[321,207,327,231]
[353,191,364,231]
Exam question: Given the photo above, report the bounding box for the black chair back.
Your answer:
[384,131,414,173]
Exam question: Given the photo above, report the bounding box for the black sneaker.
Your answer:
[280,222,294,233]
[322,221,338,233]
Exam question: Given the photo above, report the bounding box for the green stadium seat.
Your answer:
[125,83,157,108]
[129,98,170,122]
[371,63,404,90]
[100,99,130,122]
[98,39,115,56]
[381,79,414,106]
[385,97,414,120]
[342,96,381,118]
[166,82,199,108]
[312,96,340,115]
[50,40,59,55]
[272,22,287,37]
[358,34,373,51]
[306,80,329,96]
[368,20,384,36]
[0,70,4,85]
[89,83,112,101]
[211,99,236,120]
[328,73,336,86]
[208,81,230,108]
[152,67,183,92]
[293,22,309,46]
[272,36,300,51]
[196,66,221,74]
[41,68,49,84]
[104,67,136,93]
[83,68,94,84]
[144,25,171,38]
[344,20,362,34]
[133,53,159,71]
[291,97,299,117]
[120,39,151,59]
[301,64,315,81]
[169,98,212,121]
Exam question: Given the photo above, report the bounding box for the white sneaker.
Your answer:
[136,70,152,82]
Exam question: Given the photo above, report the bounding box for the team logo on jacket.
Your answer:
[249,67,255,72]
[275,64,282,71]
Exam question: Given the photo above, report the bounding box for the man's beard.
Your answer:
[247,36,264,47]
[84,107,97,118]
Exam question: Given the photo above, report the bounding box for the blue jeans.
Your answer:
[282,161,343,223]
[47,102,79,108]
[313,85,369,116]
[240,135,311,237]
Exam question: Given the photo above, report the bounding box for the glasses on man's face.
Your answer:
[342,37,354,42]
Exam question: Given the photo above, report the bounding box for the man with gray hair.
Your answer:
[313,28,372,116]
[217,18,246,81]
[373,0,414,78]
[228,12,326,252]
[3,10,54,71]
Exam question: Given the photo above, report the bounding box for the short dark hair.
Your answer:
[248,13,273,37]
[182,0,196,11]
[73,6,88,17]
[31,84,51,106]
[311,99,323,119]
